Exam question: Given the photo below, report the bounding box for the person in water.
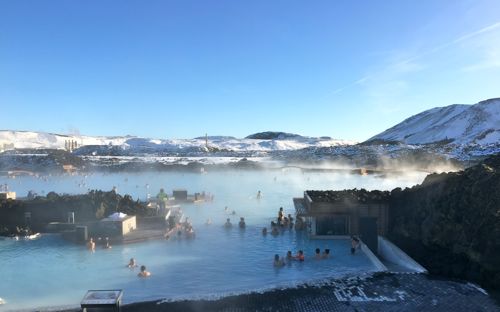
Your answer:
[273,254,285,267]
[278,207,284,223]
[127,258,137,268]
[239,217,246,228]
[224,218,232,228]
[295,250,305,261]
[315,248,322,260]
[271,226,279,236]
[87,238,95,252]
[256,190,262,199]
[286,250,294,262]
[322,248,330,259]
[295,217,305,230]
[103,237,112,249]
[138,265,151,277]
[262,227,268,235]
[156,188,168,215]
[351,236,360,254]
[185,225,195,238]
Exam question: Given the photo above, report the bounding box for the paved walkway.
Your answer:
[117,273,499,312]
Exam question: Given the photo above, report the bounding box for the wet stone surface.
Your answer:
[113,273,499,312]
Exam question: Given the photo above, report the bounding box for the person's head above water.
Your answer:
[274,254,280,261]
[315,248,320,254]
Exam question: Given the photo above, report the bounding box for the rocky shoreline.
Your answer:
[387,153,500,290]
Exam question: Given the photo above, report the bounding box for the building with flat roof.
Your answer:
[294,190,389,251]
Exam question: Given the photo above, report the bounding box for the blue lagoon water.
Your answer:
[0,169,427,311]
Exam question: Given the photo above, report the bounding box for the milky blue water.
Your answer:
[0,169,426,311]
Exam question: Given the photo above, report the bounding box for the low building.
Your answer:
[173,189,188,201]
[0,191,16,200]
[100,213,137,236]
[62,164,77,173]
[294,190,389,251]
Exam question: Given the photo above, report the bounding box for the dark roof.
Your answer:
[306,190,390,204]
[293,198,308,216]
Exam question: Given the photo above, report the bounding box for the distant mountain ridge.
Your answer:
[367,98,500,145]
[1,98,499,164]
[0,130,352,154]
[245,131,302,140]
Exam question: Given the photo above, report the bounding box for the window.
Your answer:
[316,216,348,235]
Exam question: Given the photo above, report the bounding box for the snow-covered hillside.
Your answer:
[368,98,500,145]
[0,130,353,153]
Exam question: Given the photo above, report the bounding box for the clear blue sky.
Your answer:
[1,0,499,141]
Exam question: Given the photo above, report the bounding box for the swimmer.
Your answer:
[87,238,95,252]
[322,248,330,259]
[315,248,321,260]
[273,254,285,267]
[138,265,151,277]
[271,227,279,236]
[103,237,112,249]
[351,236,360,254]
[231,210,236,215]
[256,190,262,199]
[239,217,246,228]
[127,258,138,268]
[278,207,284,222]
[224,218,232,228]
[295,250,305,261]
[286,250,293,262]
[185,226,195,238]
[262,227,268,235]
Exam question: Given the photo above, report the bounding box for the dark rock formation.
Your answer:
[0,190,152,233]
[245,131,302,140]
[388,153,500,289]
[0,149,86,172]
[302,154,500,290]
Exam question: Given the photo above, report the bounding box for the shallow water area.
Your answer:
[0,169,427,311]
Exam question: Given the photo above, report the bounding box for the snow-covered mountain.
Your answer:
[0,130,353,154]
[367,98,500,145]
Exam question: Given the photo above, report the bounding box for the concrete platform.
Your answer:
[56,273,500,312]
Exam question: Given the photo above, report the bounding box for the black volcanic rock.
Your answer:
[0,149,86,172]
[245,131,302,140]
[388,153,500,289]
[0,190,152,233]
